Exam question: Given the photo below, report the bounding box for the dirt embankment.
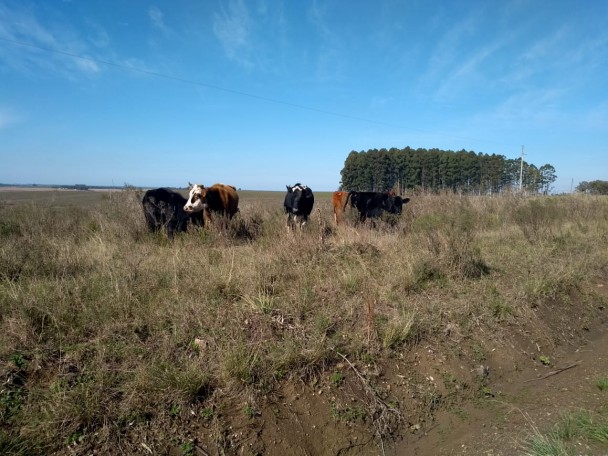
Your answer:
[177,281,607,456]
[409,283,608,455]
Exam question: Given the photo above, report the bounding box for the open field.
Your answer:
[0,188,335,208]
[1,189,607,455]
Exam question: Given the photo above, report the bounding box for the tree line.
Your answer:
[339,147,557,195]
[576,180,608,195]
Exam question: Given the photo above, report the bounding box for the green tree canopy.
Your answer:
[340,147,556,195]
[576,180,608,195]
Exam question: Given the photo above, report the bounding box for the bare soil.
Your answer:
[175,281,607,456]
[408,283,608,456]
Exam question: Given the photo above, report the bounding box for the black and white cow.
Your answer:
[345,191,410,223]
[284,183,315,229]
[142,188,202,238]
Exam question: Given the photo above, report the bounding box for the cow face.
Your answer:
[184,184,208,213]
[284,184,314,229]
[386,196,411,215]
[285,184,305,213]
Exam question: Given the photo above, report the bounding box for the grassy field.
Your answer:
[1,188,607,455]
[0,189,108,206]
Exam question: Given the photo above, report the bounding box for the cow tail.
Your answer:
[344,191,353,210]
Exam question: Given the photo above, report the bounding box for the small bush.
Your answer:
[381,312,416,349]
[411,202,490,280]
[512,198,561,244]
[228,214,265,241]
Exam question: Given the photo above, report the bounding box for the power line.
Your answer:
[1,36,518,151]
[1,37,396,125]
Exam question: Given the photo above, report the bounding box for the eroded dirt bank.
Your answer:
[183,282,607,456]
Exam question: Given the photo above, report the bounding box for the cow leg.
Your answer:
[286,214,293,231]
[203,208,213,228]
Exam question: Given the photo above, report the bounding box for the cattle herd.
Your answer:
[142,183,411,237]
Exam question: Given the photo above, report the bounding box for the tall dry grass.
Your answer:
[1,191,607,454]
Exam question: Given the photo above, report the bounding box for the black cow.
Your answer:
[142,188,202,238]
[284,183,315,229]
[345,191,410,223]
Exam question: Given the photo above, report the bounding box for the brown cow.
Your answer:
[183,183,239,226]
[332,191,349,224]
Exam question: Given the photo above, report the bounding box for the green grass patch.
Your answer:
[523,410,608,455]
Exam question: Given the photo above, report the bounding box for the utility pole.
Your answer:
[519,145,525,193]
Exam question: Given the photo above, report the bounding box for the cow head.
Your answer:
[386,196,411,215]
[183,184,208,213]
[285,183,307,213]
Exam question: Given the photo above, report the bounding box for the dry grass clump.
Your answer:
[1,190,607,454]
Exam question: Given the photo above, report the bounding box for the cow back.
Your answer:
[142,188,192,236]
[207,184,239,217]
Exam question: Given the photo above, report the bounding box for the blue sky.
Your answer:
[1,0,606,192]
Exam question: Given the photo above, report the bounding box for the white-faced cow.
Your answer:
[284,183,314,229]
[345,191,410,223]
[183,183,239,227]
[142,188,203,238]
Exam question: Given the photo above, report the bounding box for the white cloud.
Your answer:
[213,0,253,67]
[308,0,331,39]
[87,21,110,48]
[0,2,104,78]
[433,39,508,102]
[148,6,168,34]
[74,57,100,73]
[424,13,480,83]
[305,2,347,83]
[467,88,566,135]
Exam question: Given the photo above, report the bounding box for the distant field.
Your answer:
[0,189,107,206]
[0,188,334,209]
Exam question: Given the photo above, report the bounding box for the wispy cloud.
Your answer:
[424,12,480,84]
[497,22,608,110]
[433,39,507,102]
[0,2,101,77]
[306,1,346,83]
[213,0,253,68]
[0,107,21,129]
[460,88,567,143]
[86,21,110,48]
[370,96,393,110]
[74,57,99,73]
[148,6,169,34]
[308,0,331,40]
[520,26,568,63]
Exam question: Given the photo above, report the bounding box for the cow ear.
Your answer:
[188,182,193,189]
[404,198,411,203]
